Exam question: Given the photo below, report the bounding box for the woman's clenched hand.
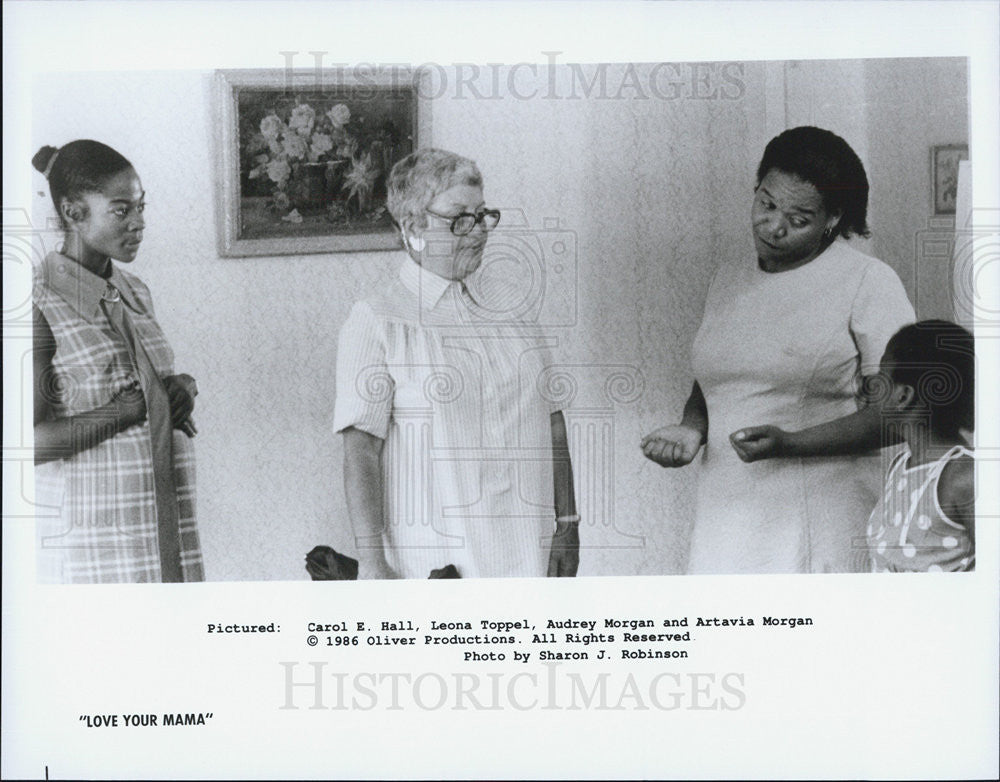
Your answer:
[641,424,703,467]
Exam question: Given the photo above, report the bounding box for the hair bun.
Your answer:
[32,145,60,176]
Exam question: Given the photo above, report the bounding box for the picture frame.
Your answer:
[931,143,968,215]
[214,68,421,256]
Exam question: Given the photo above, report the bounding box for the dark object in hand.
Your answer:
[306,546,359,581]
[428,564,460,579]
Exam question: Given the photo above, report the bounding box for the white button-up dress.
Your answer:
[334,256,561,578]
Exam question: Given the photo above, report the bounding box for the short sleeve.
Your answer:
[332,301,394,439]
[850,260,916,375]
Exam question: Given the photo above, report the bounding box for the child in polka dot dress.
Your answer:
[867,321,974,573]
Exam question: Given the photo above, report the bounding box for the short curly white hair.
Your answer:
[387,148,482,231]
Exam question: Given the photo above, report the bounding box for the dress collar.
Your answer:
[398,254,458,309]
[754,237,842,275]
[41,251,142,321]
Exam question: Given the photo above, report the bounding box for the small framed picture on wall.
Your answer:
[931,144,969,215]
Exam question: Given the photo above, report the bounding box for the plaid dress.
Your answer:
[33,252,203,583]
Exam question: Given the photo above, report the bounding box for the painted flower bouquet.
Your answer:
[244,100,398,225]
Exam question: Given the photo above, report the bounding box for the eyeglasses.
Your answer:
[425,207,501,236]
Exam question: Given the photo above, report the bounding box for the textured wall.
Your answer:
[865,58,969,320]
[781,58,969,318]
[31,59,966,581]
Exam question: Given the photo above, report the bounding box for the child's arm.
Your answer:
[33,306,147,465]
[937,453,975,542]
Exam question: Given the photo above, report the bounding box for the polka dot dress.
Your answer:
[867,446,974,573]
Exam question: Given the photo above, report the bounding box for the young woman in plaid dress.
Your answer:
[32,140,203,583]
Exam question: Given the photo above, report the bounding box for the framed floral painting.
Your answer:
[214,68,420,256]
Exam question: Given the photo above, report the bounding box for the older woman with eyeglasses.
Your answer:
[331,148,579,579]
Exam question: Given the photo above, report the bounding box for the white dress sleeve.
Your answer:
[332,301,394,439]
[849,259,916,376]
